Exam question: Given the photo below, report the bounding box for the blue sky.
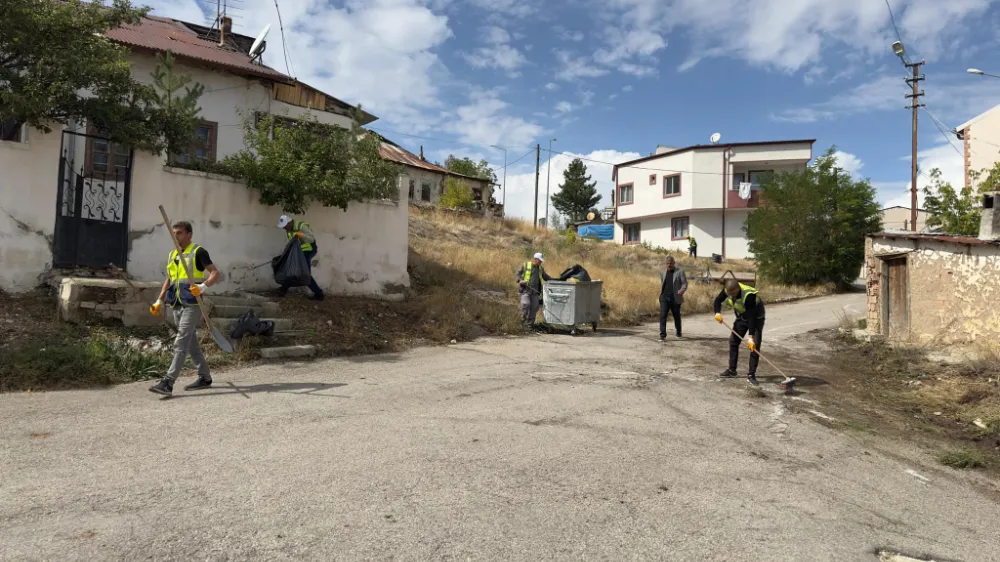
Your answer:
[145,0,1000,220]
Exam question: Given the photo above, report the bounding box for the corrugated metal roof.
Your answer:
[378,141,487,183]
[871,231,1000,246]
[104,16,291,83]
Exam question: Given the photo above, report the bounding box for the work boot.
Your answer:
[149,379,174,396]
[310,293,325,302]
[184,376,213,391]
[659,336,666,343]
[747,374,759,386]
[719,368,738,378]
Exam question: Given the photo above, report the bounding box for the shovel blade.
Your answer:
[210,327,235,353]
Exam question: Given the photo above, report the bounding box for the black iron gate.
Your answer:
[52,130,134,269]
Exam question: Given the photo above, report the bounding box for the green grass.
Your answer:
[936,449,986,470]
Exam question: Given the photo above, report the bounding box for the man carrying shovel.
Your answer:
[148,221,220,396]
[516,252,552,329]
[713,279,765,386]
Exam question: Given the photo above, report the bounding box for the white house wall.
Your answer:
[0,126,60,292]
[964,109,1000,185]
[615,151,696,222]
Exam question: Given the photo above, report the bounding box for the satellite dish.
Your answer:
[587,211,596,221]
[710,133,721,144]
[249,24,271,61]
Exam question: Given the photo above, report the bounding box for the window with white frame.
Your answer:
[624,222,640,244]
[748,170,773,191]
[671,216,689,240]
[663,174,680,197]
[618,183,634,205]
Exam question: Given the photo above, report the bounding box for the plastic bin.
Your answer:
[542,280,603,333]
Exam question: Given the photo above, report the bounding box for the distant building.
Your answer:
[880,206,933,232]
[957,104,1000,188]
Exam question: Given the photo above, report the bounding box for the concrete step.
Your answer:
[211,317,295,333]
[205,294,272,307]
[260,345,316,359]
[210,302,280,318]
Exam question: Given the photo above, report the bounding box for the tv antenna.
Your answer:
[249,24,271,62]
[710,132,721,145]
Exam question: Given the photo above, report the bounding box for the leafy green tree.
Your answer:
[438,177,476,210]
[922,165,996,235]
[0,0,203,153]
[551,158,601,222]
[225,111,400,214]
[745,147,882,286]
[445,155,497,185]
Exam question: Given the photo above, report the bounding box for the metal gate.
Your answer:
[52,130,133,269]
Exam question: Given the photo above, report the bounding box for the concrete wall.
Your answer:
[615,151,696,222]
[127,152,409,296]
[612,210,753,259]
[881,207,931,232]
[865,235,1000,343]
[964,108,1000,187]
[0,125,60,292]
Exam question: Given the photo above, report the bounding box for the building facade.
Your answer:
[612,140,814,259]
[957,104,1000,189]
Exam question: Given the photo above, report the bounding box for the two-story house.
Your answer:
[612,139,815,259]
[957,104,1000,189]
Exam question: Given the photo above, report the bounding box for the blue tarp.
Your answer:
[577,224,614,240]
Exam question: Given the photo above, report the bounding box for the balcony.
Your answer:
[727,188,761,209]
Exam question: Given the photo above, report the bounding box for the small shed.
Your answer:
[864,192,1000,343]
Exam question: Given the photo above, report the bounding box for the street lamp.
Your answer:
[892,40,905,58]
[545,138,557,229]
[968,68,1000,79]
[892,39,924,233]
[491,144,507,217]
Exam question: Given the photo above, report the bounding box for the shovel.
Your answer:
[158,206,234,353]
[720,318,795,388]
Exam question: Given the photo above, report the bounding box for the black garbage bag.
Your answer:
[558,264,592,282]
[272,239,311,288]
[230,310,277,339]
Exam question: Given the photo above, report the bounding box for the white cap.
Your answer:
[533,252,544,262]
[277,215,291,228]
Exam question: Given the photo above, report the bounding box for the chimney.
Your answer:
[419,145,424,161]
[219,16,233,46]
[979,191,1000,240]
[655,145,677,155]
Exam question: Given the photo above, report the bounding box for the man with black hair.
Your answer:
[713,279,765,386]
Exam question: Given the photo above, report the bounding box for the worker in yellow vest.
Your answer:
[148,220,220,397]
[687,235,698,258]
[277,214,324,301]
[713,279,766,386]
[516,252,552,328]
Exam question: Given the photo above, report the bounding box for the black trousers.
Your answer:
[689,247,697,257]
[730,316,764,375]
[659,299,681,338]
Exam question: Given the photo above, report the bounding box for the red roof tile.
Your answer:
[104,16,291,83]
[871,231,1000,246]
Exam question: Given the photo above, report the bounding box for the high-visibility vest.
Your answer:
[166,243,206,306]
[688,236,697,248]
[724,283,764,317]
[522,262,543,284]
[287,220,313,252]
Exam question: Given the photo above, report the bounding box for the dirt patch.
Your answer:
[767,331,1000,474]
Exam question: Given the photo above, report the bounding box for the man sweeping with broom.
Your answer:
[713,279,765,386]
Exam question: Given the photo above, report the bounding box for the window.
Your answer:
[624,223,641,244]
[85,125,129,177]
[671,216,689,240]
[618,182,634,205]
[649,174,657,185]
[1,116,25,143]
[421,181,432,202]
[171,121,218,165]
[663,174,681,197]
[731,172,745,191]
[748,170,773,191]
[408,179,415,199]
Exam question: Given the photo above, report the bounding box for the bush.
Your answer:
[438,177,476,210]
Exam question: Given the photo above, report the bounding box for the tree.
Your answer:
[548,210,565,231]
[444,155,498,189]
[744,147,882,286]
[1,0,204,153]
[551,158,601,222]
[224,111,400,214]
[438,177,476,210]
[922,165,995,235]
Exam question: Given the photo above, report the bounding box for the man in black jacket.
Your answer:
[659,256,688,341]
[713,279,765,386]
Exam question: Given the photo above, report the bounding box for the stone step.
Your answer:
[211,317,295,333]
[205,294,272,307]
[210,302,280,318]
[260,345,317,359]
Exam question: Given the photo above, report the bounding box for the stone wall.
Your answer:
[59,278,163,327]
[864,237,881,333]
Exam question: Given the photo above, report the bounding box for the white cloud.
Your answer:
[484,26,511,44]
[544,82,559,91]
[554,26,585,42]
[498,149,643,220]
[462,25,528,76]
[880,143,964,208]
[555,101,574,114]
[467,0,536,18]
[609,93,619,100]
[594,28,666,66]
[554,50,609,81]
[620,63,657,77]
[622,85,634,92]
[445,91,544,149]
[832,151,864,177]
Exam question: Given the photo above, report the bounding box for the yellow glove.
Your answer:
[149,300,163,316]
[190,283,207,298]
[714,313,723,324]
[294,231,304,239]
[747,341,756,353]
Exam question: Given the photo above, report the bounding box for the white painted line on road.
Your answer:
[807,410,835,421]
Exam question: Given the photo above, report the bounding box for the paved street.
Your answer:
[2,293,999,561]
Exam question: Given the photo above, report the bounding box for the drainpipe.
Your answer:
[721,146,731,259]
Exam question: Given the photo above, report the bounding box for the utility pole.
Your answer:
[905,60,925,232]
[533,144,541,228]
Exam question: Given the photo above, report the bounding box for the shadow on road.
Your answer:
[163,382,348,400]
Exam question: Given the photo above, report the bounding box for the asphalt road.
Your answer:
[2,293,999,562]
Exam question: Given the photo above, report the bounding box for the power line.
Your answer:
[273,0,295,78]
[543,147,745,177]
[883,0,911,63]
[493,147,534,172]
[921,106,964,158]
